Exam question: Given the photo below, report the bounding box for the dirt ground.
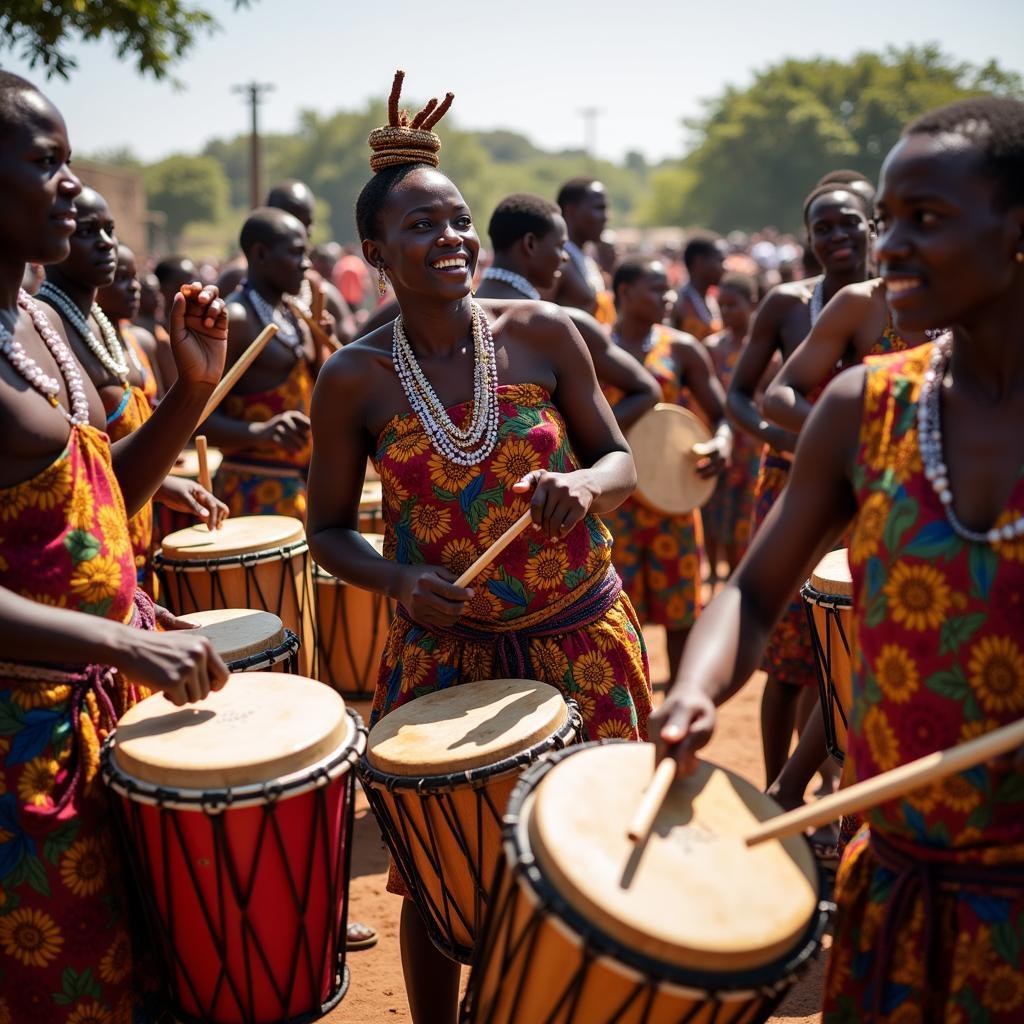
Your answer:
[326,624,828,1024]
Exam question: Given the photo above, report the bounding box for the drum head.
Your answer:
[176,608,286,661]
[111,672,347,789]
[366,679,567,776]
[626,404,716,515]
[360,480,383,509]
[315,534,385,583]
[171,447,223,480]
[528,743,818,972]
[160,515,305,560]
[809,548,852,600]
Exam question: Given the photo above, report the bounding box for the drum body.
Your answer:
[102,674,365,1024]
[358,679,582,963]
[314,535,393,698]
[801,549,853,763]
[463,743,828,1024]
[178,608,300,673]
[155,516,316,676]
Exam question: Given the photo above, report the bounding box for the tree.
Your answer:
[144,154,230,248]
[1,0,251,81]
[640,46,1023,233]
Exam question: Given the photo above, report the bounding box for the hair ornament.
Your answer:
[367,70,454,172]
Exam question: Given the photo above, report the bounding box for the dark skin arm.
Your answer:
[566,308,660,430]
[673,335,733,477]
[553,258,597,314]
[650,369,862,771]
[727,291,800,452]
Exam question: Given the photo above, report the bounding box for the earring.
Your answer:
[377,265,388,298]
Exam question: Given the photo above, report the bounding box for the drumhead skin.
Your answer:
[160,515,305,561]
[111,672,348,789]
[170,447,223,480]
[626,403,716,514]
[809,548,852,599]
[315,534,385,581]
[177,608,286,661]
[366,679,568,776]
[528,742,818,972]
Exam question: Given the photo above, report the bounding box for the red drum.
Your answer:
[101,673,365,1024]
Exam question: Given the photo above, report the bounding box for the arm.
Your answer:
[566,309,660,430]
[111,285,227,517]
[677,338,733,475]
[762,288,867,433]
[552,259,597,314]
[650,369,864,771]
[727,292,799,452]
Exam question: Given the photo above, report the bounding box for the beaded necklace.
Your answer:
[808,279,826,327]
[480,267,539,301]
[682,282,714,326]
[243,283,303,357]
[0,290,90,425]
[918,334,1024,545]
[392,301,499,466]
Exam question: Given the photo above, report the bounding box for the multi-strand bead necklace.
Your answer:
[244,283,304,357]
[392,300,499,466]
[0,290,90,425]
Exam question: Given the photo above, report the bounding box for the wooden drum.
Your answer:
[358,679,582,963]
[314,534,393,698]
[801,548,853,763]
[177,608,300,674]
[101,673,366,1024]
[463,742,828,1023]
[154,516,315,676]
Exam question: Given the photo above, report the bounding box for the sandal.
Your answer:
[346,921,378,951]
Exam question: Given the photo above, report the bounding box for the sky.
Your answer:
[4,0,1024,165]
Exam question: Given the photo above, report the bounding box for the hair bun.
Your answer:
[367,70,454,173]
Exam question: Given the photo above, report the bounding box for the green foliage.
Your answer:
[0,1,252,81]
[144,153,230,248]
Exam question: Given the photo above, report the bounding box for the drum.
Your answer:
[314,534,393,698]
[626,403,716,514]
[177,608,301,673]
[359,479,384,533]
[154,516,316,676]
[463,742,828,1024]
[801,548,853,763]
[101,673,365,1024]
[358,679,582,963]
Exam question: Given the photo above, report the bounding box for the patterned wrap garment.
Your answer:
[0,425,149,1024]
[678,286,722,343]
[120,325,158,408]
[823,343,1024,1023]
[752,328,911,688]
[603,326,702,631]
[213,357,315,523]
[105,384,155,594]
[702,330,760,559]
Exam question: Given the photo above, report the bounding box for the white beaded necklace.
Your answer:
[918,334,1024,545]
[0,291,90,425]
[481,267,540,300]
[244,283,303,356]
[37,280,140,381]
[808,279,826,327]
[392,301,499,466]
[683,282,714,325]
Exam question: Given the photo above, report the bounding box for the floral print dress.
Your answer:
[823,344,1024,1023]
[0,425,146,1024]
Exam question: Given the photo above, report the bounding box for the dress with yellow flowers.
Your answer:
[0,424,148,1024]
[823,344,1024,1023]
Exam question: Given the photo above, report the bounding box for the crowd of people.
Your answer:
[2,60,1024,1024]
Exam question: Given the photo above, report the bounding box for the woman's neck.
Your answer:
[614,311,657,343]
[950,277,1024,402]
[396,293,474,357]
[0,258,27,316]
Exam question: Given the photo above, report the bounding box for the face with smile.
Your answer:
[526,215,569,290]
[97,245,141,321]
[0,86,81,267]
[875,132,1024,333]
[364,167,480,301]
[54,187,118,289]
[805,189,870,275]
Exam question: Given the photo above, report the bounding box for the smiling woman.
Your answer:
[305,70,653,1024]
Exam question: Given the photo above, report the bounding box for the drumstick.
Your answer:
[288,298,342,353]
[454,509,533,588]
[627,758,677,843]
[746,715,1024,847]
[199,323,278,424]
[195,435,212,493]
[310,279,325,322]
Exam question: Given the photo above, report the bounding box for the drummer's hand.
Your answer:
[256,411,311,453]
[648,688,716,776]
[513,469,596,540]
[692,438,729,480]
[168,283,228,389]
[152,604,198,632]
[157,475,230,529]
[113,628,229,706]
[396,565,474,628]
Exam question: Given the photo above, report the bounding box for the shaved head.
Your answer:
[266,180,315,229]
[240,206,307,257]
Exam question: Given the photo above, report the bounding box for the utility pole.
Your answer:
[578,106,604,161]
[232,81,274,209]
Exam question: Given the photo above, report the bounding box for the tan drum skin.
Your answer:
[177,608,297,673]
[808,548,854,756]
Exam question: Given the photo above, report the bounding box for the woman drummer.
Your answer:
[653,96,1024,1023]
[306,72,652,1024]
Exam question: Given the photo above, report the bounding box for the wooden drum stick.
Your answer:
[311,280,325,322]
[199,323,278,424]
[454,510,533,588]
[746,716,1024,847]
[195,435,212,493]
[627,758,678,843]
[288,298,341,353]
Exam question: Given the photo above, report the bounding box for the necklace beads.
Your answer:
[244,284,303,355]
[37,280,131,382]
[480,267,540,301]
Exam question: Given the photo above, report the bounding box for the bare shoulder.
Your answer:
[130,324,158,351]
[662,325,706,360]
[479,298,579,345]
[318,328,390,389]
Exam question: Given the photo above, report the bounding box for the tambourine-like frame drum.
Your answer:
[462,743,830,1024]
[358,685,582,964]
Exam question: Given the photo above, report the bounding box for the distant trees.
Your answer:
[144,155,230,248]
